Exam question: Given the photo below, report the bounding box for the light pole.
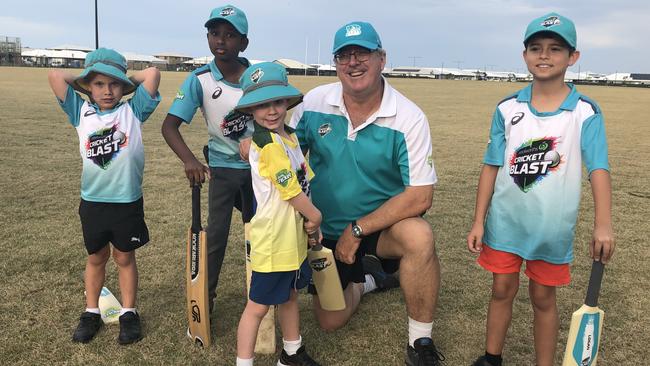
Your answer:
[95,0,99,49]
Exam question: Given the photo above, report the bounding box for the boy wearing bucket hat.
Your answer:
[48,47,161,344]
[467,13,613,366]
[161,4,255,315]
[234,62,322,366]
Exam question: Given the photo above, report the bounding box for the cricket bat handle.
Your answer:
[191,185,201,231]
[585,259,605,307]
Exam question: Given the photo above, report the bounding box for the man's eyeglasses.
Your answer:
[334,49,374,65]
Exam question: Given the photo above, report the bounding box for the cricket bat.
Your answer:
[81,271,122,324]
[186,184,211,347]
[307,231,346,311]
[562,259,606,366]
[244,222,276,353]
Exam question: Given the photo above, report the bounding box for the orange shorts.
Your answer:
[477,244,570,286]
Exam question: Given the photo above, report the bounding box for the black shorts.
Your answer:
[78,198,149,255]
[309,231,400,294]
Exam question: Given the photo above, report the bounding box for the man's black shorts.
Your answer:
[309,231,399,294]
[79,198,149,254]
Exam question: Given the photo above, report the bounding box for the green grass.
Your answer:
[0,67,648,365]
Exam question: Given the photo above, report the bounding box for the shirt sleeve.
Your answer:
[167,73,203,124]
[483,107,506,166]
[57,85,84,127]
[258,142,303,200]
[398,110,437,186]
[581,113,610,174]
[128,84,161,123]
[289,102,309,150]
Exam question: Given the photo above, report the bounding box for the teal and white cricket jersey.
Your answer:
[58,84,161,203]
[483,83,609,264]
[289,80,437,239]
[168,59,253,168]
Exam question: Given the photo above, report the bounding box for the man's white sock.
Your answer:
[408,317,433,347]
[363,274,378,294]
[283,335,302,355]
[236,357,254,366]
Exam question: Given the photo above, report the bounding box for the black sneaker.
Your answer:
[118,311,143,344]
[277,345,321,366]
[72,311,102,343]
[363,254,400,292]
[406,337,446,366]
[471,356,495,366]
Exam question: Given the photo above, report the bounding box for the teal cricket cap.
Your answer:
[524,12,577,49]
[205,4,248,35]
[332,21,382,54]
[235,62,302,112]
[75,47,135,95]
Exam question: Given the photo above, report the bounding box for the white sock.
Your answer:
[408,317,433,347]
[363,274,378,294]
[85,307,100,314]
[236,357,254,366]
[283,335,302,355]
[120,307,136,316]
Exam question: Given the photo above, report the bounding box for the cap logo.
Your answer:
[250,68,264,83]
[345,24,362,37]
[220,7,235,16]
[541,16,561,28]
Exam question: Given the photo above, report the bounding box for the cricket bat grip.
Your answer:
[308,229,321,248]
[585,259,605,307]
[191,185,202,232]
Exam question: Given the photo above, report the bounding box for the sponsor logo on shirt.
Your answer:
[84,122,128,169]
[509,137,562,192]
[212,86,222,99]
[221,110,250,140]
[511,112,525,125]
[318,123,332,137]
[275,169,293,187]
[84,109,97,117]
[175,90,185,100]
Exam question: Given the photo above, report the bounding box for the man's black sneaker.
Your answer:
[72,311,102,343]
[277,345,321,366]
[406,337,446,366]
[471,356,495,366]
[118,311,143,344]
[363,254,400,292]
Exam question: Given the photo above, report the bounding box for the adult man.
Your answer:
[289,21,444,365]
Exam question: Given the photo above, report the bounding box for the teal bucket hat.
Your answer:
[75,48,135,95]
[236,62,302,112]
[205,4,248,35]
[524,12,577,49]
[332,21,382,54]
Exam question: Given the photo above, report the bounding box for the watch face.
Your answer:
[352,225,363,238]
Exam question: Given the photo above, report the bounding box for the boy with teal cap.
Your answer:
[467,13,614,366]
[48,47,161,344]
[235,62,322,366]
[161,4,255,315]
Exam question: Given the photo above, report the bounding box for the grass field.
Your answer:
[0,66,648,365]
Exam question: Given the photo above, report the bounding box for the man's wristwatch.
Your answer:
[351,220,364,239]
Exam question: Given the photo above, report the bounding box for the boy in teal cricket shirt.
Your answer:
[161,5,255,314]
[467,13,615,366]
[48,47,161,344]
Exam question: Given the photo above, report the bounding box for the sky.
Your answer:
[2,0,648,74]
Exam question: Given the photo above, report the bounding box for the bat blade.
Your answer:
[562,259,606,366]
[98,287,122,324]
[244,222,276,354]
[308,243,345,311]
[186,185,211,347]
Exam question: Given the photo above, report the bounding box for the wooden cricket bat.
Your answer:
[307,233,346,311]
[562,259,606,366]
[83,286,122,324]
[244,222,276,354]
[186,184,211,347]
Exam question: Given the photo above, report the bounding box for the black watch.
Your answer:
[351,220,364,239]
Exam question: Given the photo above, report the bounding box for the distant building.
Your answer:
[154,52,193,71]
[1,36,22,66]
[274,59,317,75]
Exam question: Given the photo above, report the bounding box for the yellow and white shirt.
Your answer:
[249,124,314,272]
